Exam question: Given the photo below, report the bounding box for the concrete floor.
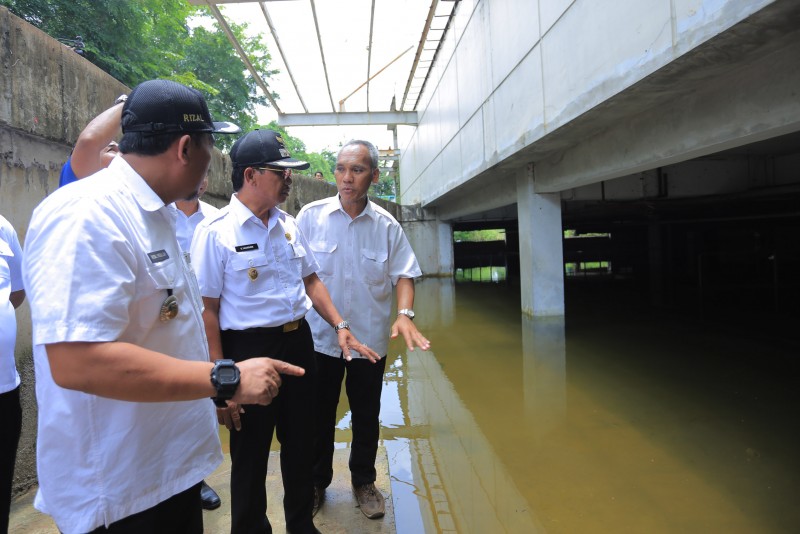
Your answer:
[10,448,396,534]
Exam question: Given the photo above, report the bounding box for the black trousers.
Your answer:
[86,483,202,533]
[0,386,21,534]
[221,320,317,534]
[313,352,387,489]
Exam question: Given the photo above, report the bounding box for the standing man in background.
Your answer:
[297,139,430,520]
[172,176,223,511]
[59,94,127,187]
[0,214,24,534]
[174,177,218,254]
[191,129,378,534]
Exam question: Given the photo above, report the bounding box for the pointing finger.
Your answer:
[272,360,305,377]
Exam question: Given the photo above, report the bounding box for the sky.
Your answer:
[215,0,433,154]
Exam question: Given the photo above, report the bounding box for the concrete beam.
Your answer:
[534,34,800,193]
[277,111,418,127]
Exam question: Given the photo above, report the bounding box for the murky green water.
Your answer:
[328,278,799,533]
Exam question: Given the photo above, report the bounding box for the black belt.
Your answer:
[220,318,310,364]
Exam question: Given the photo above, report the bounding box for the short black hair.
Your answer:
[118,131,183,156]
[231,166,246,192]
[118,131,208,157]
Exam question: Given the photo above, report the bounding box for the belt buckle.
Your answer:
[283,320,300,333]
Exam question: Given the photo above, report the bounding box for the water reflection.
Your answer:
[521,315,566,443]
[337,278,799,533]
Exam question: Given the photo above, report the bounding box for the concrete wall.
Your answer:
[399,0,787,208]
[0,6,131,495]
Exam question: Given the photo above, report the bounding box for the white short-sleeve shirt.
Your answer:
[172,199,220,253]
[22,157,221,534]
[191,193,319,330]
[297,196,422,359]
[0,214,23,394]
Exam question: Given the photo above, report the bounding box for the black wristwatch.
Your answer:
[210,359,240,408]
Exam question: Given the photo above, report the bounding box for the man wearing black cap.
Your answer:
[23,81,304,534]
[191,129,378,534]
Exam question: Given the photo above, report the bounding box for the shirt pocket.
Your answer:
[230,251,274,296]
[309,241,337,277]
[137,258,180,326]
[360,248,388,286]
[146,259,179,290]
[289,241,307,278]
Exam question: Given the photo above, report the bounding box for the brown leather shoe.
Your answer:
[353,483,385,519]
[312,486,324,517]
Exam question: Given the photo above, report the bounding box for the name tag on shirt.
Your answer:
[235,243,259,252]
[147,249,170,263]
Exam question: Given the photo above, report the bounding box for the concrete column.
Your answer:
[403,218,453,277]
[517,164,565,316]
[437,220,454,275]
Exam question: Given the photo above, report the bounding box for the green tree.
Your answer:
[180,20,277,150]
[1,1,277,149]
[454,229,506,242]
[1,0,197,85]
[371,171,397,200]
[2,1,343,170]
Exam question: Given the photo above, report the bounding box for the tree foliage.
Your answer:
[1,0,276,149]
[2,0,197,84]
[371,172,397,200]
[258,124,396,196]
[263,121,337,180]
[454,229,506,243]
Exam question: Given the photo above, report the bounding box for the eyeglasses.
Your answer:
[254,167,292,179]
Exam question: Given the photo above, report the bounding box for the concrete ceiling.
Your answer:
[429,0,800,225]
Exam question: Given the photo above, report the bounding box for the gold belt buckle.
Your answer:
[283,319,300,333]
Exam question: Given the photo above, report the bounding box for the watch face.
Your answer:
[218,367,238,383]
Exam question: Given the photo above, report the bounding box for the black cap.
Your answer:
[121,79,240,135]
[229,129,310,170]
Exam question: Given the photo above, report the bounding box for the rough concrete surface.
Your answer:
[10,448,395,534]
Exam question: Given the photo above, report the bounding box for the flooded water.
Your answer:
[14,277,797,534]
[356,278,798,533]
